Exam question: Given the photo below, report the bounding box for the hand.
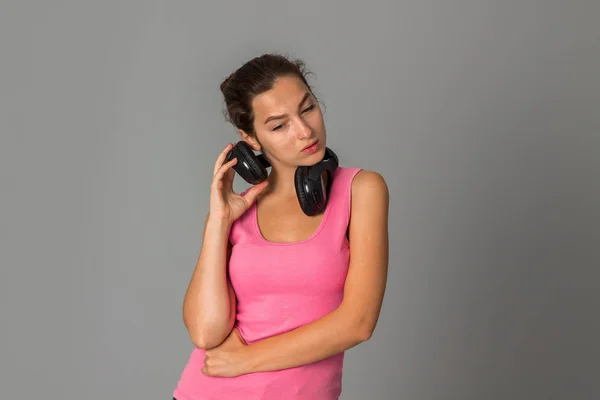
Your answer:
[209,143,269,225]
[202,327,251,378]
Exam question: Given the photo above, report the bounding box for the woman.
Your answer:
[172,53,389,400]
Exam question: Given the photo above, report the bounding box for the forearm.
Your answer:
[183,215,235,349]
[244,305,369,373]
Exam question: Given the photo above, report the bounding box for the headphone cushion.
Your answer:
[294,166,317,216]
[236,142,268,184]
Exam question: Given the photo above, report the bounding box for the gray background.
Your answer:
[1,0,599,399]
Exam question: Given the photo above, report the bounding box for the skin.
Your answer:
[194,75,389,377]
[240,75,333,242]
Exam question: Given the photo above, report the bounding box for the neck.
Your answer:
[264,165,298,198]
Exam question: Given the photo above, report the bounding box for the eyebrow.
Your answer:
[264,92,312,124]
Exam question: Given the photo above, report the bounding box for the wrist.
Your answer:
[241,344,258,374]
[206,213,233,232]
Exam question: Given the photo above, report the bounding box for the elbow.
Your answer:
[340,305,378,343]
[186,325,207,349]
[184,314,233,349]
[185,321,228,349]
[189,330,225,350]
[191,336,214,350]
[189,331,208,349]
[353,317,376,343]
[355,326,374,343]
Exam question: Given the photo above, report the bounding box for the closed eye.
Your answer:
[303,104,315,113]
[271,103,315,131]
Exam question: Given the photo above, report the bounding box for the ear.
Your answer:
[238,129,261,151]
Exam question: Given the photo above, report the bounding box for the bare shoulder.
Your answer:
[351,170,389,205]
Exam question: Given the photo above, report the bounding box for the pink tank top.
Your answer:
[173,166,363,400]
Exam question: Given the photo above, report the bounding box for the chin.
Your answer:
[300,146,326,166]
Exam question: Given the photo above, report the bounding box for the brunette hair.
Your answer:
[219,53,318,136]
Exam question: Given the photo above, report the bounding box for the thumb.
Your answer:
[243,181,269,206]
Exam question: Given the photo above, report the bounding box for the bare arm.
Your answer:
[182,143,268,350]
[183,213,236,349]
[242,170,389,372]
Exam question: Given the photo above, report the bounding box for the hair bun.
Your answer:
[219,53,316,136]
[220,73,234,93]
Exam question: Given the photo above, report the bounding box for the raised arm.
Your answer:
[183,213,237,349]
[183,143,268,349]
[202,170,389,376]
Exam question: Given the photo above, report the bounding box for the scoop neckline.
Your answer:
[252,194,333,246]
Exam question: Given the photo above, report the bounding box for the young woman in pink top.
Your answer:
[172,53,389,400]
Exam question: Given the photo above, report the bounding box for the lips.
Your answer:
[302,140,318,151]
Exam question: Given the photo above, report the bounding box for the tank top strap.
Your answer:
[319,166,363,246]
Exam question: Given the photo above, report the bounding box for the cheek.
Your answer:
[308,109,324,127]
[260,132,296,157]
[269,132,294,147]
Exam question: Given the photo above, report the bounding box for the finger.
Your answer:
[213,143,235,177]
[222,164,236,188]
[213,142,234,177]
[212,157,238,186]
[213,158,237,187]
[242,181,269,204]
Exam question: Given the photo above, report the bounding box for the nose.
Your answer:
[295,117,312,139]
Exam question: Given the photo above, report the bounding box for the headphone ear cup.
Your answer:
[228,142,269,184]
[294,150,338,216]
[294,166,315,216]
[295,166,328,217]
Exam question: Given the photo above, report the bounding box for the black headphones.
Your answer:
[225,141,339,216]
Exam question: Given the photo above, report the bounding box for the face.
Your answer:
[240,75,326,168]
